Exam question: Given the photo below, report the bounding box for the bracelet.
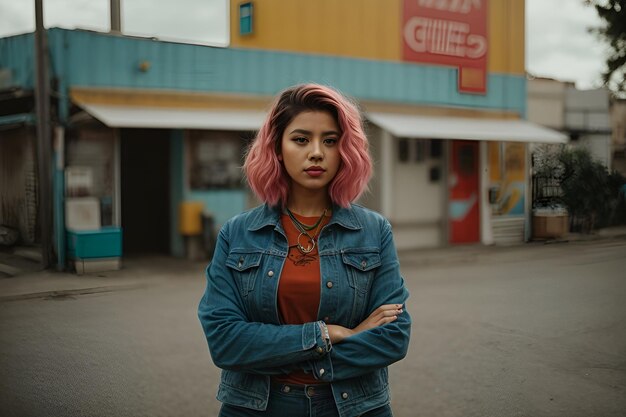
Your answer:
[319,321,332,352]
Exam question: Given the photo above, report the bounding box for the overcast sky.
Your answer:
[0,0,608,90]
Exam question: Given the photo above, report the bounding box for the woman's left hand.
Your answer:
[326,304,403,344]
[352,304,402,334]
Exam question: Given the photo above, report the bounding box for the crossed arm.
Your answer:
[198,220,410,381]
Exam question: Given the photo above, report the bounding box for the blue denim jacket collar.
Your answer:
[247,203,363,232]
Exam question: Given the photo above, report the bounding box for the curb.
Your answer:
[0,283,147,303]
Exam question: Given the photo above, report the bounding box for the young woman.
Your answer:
[198,84,411,417]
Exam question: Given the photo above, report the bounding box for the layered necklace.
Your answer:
[286,208,327,255]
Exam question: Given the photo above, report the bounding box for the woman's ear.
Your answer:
[277,154,283,161]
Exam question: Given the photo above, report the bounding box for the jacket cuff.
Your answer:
[304,321,333,381]
[309,354,333,381]
[303,321,331,357]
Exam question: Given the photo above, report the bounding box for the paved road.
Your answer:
[1,238,625,417]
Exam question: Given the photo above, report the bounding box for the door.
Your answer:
[120,129,170,254]
[449,140,480,244]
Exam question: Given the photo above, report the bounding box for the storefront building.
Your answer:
[0,0,566,270]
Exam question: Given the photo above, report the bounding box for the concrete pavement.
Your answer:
[0,231,625,417]
[1,225,625,302]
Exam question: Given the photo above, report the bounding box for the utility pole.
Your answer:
[35,0,54,268]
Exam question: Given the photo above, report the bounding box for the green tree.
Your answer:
[586,0,626,94]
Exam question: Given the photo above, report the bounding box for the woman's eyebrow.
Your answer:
[289,129,312,135]
[288,128,341,135]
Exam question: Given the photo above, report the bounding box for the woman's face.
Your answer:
[279,110,342,198]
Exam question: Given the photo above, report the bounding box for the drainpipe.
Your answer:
[110,0,122,34]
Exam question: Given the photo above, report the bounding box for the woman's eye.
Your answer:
[324,138,338,145]
[293,136,308,144]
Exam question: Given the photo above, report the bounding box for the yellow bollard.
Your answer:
[179,201,204,236]
[179,201,204,260]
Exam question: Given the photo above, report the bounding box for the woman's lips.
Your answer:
[305,168,325,177]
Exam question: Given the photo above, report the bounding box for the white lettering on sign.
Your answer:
[465,34,486,58]
[404,16,486,58]
[417,0,482,14]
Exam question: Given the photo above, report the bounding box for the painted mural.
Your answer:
[489,142,526,216]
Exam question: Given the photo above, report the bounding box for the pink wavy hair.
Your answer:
[244,83,372,208]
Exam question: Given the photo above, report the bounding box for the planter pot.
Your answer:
[532,209,569,239]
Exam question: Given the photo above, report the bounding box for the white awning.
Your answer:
[367,112,568,144]
[78,103,267,131]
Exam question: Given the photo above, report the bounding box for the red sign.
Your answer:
[402,0,488,94]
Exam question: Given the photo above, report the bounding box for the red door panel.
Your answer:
[449,140,480,244]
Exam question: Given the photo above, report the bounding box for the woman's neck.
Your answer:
[286,192,331,217]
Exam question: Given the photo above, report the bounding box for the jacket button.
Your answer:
[361,260,367,269]
[319,368,325,376]
[341,392,349,399]
[316,346,324,354]
[267,270,274,277]
[326,281,333,288]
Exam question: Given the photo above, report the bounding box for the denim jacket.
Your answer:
[198,203,411,417]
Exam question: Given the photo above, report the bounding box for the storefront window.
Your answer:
[398,138,410,162]
[397,138,429,163]
[430,139,442,158]
[188,130,249,190]
[65,127,115,227]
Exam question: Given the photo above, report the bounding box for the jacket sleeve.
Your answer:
[197,221,331,372]
[306,218,411,382]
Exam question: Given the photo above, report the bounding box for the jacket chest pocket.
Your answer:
[341,249,381,326]
[225,251,262,298]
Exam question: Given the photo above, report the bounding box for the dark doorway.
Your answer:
[120,129,170,254]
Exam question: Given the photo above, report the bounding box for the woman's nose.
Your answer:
[308,141,323,160]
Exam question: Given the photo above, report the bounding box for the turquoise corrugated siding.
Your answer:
[35,28,525,114]
[0,29,526,114]
[0,33,35,89]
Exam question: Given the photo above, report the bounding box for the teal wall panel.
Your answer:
[1,29,526,114]
[0,33,35,89]
[185,190,247,227]
[30,29,526,115]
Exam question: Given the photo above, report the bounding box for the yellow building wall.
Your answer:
[230,0,401,60]
[229,0,525,75]
[488,0,525,75]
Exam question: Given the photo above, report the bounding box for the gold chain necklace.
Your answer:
[286,209,327,254]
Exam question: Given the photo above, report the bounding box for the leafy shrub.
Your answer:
[533,146,626,232]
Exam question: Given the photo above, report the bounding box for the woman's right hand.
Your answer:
[327,304,403,344]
